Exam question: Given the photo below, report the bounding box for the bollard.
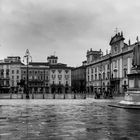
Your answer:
[10,92,12,99]
[21,92,23,99]
[74,94,76,99]
[43,93,45,99]
[84,93,86,99]
[53,94,55,99]
[32,93,34,99]
[63,94,65,99]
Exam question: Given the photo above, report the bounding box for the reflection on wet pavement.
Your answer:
[0,99,140,140]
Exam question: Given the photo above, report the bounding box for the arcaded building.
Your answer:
[21,63,50,93]
[86,32,137,95]
[48,55,72,93]
[20,55,72,94]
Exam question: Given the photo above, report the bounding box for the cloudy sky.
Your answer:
[0,0,140,66]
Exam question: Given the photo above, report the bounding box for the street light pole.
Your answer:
[23,49,32,99]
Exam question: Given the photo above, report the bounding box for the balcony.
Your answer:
[0,76,10,80]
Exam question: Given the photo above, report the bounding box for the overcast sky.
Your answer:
[0,0,140,66]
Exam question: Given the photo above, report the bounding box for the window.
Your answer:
[12,76,14,79]
[1,69,4,76]
[12,70,14,74]
[58,70,62,73]
[6,70,9,75]
[46,76,48,80]
[107,64,110,70]
[12,81,14,87]
[6,81,9,86]
[95,74,97,80]
[99,73,101,80]
[91,68,93,73]
[114,71,117,78]
[29,76,32,80]
[103,72,105,80]
[107,72,110,79]
[114,46,117,52]
[17,70,19,74]
[114,60,117,68]
[95,68,97,73]
[91,75,93,81]
[88,76,89,81]
[124,68,127,78]
[52,75,56,79]
[58,75,62,80]
[65,75,69,79]
[59,81,61,85]
[66,81,68,85]
[88,68,89,74]
[40,76,43,80]
[17,76,19,79]
[65,70,69,73]
[52,70,55,73]
[124,80,126,85]
[46,71,48,75]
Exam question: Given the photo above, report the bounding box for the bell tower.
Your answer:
[47,55,58,64]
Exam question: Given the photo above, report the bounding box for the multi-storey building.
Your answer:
[48,55,72,93]
[71,62,86,93]
[86,32,136,95]
[20,55,72,94]
[0,56,23,93]
[21,63,49,93]
[0,55,72,94]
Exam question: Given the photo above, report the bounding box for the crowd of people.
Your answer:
[94,90,113,99]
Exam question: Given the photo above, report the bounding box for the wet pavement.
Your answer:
[0,98,140,140]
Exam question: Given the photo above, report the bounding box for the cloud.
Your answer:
[0,0,140,66]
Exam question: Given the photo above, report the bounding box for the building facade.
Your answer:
[71,64,86,93]
[48,55,72,93]
[86,32,135,95]
[0,56,23,93]
[0,55,72,94]
[21,63,49,93]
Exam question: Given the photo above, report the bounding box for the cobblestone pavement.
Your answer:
[0,98,140,140]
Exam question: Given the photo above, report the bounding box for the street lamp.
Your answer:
[23,49,32,99]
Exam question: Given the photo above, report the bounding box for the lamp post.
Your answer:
[23,49,32,99]
[100,62,103,96]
